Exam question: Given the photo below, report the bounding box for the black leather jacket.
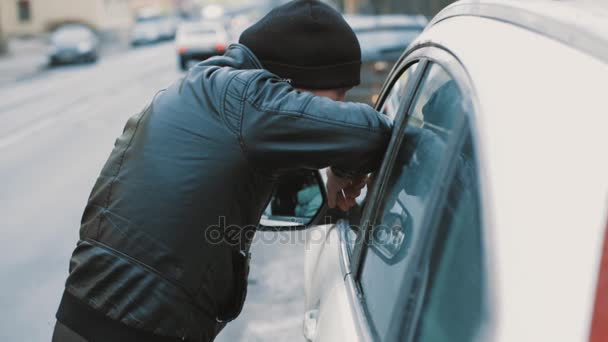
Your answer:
[59,44,392,341]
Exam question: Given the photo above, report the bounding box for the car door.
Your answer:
[302,57,425,342]
[303,46,488,342]
[353,60,489,342]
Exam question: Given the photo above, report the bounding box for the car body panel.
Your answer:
[304,224,343,313]
[304,223,363,342]
[313,281,361,342]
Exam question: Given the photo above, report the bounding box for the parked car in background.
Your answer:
[258,1,608,341]
[131,14,176,46]
[175,21,229,71]
[49,25,99,65]
[345,14,427,105]
[158,15,178,40]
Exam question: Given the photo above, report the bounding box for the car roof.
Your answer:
[53,24,92,33]
[429,0,608,63]
[345,14,428,31]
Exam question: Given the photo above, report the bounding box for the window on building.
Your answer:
[17,0,31,22]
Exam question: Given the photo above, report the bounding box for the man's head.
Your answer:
[239,0,361,98]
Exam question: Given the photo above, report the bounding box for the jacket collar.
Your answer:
[212,43,264,70]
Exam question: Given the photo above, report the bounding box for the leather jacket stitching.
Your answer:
[231,72,272,177]
[83,238,214,318]
[247,98,390,133]
[219,72,243,136]
[97,105,149,239]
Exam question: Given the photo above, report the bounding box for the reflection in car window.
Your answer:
[347,62,421,227]
[379,62,419,120]
[412,131,486,342]
[360,63,466,341]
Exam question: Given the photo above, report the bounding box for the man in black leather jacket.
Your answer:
[53,1,393,341]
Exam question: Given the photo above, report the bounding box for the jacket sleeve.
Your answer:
[235,72,393,176]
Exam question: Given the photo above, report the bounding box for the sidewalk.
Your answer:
[0,38,49,87]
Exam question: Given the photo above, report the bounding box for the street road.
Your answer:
[0,42,305,342]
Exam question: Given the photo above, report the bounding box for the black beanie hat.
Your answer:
[239,0,361,90]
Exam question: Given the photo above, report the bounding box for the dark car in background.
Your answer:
[345,14,427,105]
[48,25,99,66]
[175,21,229,71]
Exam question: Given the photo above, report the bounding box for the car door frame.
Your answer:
[337,42,482,342]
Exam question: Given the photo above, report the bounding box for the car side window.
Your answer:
[379,62,420,120]
[348,62,421,228]
[358,63,466,341]
[411,130,486,342]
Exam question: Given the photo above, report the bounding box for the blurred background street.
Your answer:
[0,0,453,341]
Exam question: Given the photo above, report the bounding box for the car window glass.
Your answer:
[411,131,486,342]
[379,62,419,120]
[347,62,421,229]
[359,63,465,340]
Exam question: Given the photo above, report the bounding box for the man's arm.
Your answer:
[237,73,393,176]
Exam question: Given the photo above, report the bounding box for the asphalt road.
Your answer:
[0,42,305,342]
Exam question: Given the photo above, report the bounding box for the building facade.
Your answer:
[0,0,133,37]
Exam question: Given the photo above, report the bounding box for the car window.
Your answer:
[411,131,486,342]
[348,62,421,227]
[379,62,419,120]
[359,63,466,341]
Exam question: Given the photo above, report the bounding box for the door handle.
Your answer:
[302,309,319,341]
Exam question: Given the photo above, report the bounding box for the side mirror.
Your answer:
[259,169,326,230]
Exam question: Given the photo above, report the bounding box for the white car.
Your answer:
[175,21,229,71]
[131,14,176,46]
[131,16,163,46]
[278,1,608,342]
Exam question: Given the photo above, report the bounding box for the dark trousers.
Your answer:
[52,321,88,342]
[52,321,227,342]
[54,291,226,342]
[52,321,226,342]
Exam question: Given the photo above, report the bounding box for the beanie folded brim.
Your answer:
[262,60,361,90]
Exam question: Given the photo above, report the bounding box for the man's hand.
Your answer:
[326,168,368,212]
